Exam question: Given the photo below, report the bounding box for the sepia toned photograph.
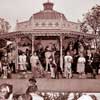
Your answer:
[0,0,100,99]
[0,81,100,100]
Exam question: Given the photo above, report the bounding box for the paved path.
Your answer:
[0,78,100,94]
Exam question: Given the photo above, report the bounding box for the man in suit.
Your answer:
[92,49,100,78]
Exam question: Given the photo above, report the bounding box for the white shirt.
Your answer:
[30,55,39,67]
[6,93,13,100]
[19,54,27,64]
[30,93,44,100]
[67,93,75,100]
[77,95,93,100]
[64,55,73,64]
[18,54,27,70]
[78,57,86,63]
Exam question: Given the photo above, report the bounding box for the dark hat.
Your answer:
[29,77,36,83]
[26,85,38,93]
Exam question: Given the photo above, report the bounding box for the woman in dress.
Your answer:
[77,53,86,78]
[64,51,73,79]
[30,51,43,78]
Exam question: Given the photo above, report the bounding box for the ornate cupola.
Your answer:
[43,0,54,10]
[33,0,67,20]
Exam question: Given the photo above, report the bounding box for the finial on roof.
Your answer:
[43,0,53,10]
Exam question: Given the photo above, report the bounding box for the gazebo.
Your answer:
[0,1,97,71]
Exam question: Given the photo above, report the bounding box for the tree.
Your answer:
[81,5,100,35]
[80,21,89,33]
[0,39,6,48]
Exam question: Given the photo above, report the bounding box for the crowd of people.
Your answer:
[17,41,100,79]
[63,49,100,79]
[0,77,44,100]
[0,40,100,79]
[0,77,98,100]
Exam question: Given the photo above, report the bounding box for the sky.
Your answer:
[0,0,99,31]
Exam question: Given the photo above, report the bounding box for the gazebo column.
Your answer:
[32,34,35,54]
[60,34,63,71]
[15,37,19,72]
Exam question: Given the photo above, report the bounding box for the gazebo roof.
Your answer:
[0,29,97,39]
[33,1,67,21]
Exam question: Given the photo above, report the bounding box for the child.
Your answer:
[77,53,86,78]
[64,51,73,79]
